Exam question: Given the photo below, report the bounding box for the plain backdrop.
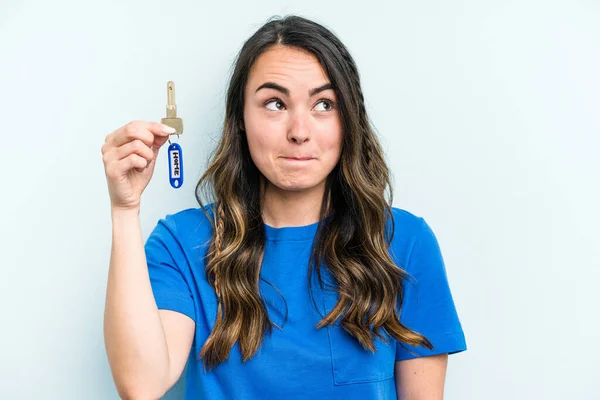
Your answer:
[1,0,598,399]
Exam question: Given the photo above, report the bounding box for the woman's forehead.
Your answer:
[247,46,330,90]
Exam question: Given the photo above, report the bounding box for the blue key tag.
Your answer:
[168,141,184,188]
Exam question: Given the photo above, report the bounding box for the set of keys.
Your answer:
[161,81,184,189]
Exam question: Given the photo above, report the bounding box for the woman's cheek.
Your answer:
[247,135,272,171]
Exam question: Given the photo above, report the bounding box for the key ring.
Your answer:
[168,134,180,146]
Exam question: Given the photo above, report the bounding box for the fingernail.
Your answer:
[162,125,176,134]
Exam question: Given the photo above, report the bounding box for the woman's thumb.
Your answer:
[144,144,161,169]
[147,135,170,169]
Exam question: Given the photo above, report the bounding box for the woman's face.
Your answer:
[243,45,343,195]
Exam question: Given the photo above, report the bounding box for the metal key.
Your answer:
[161,81,184,135]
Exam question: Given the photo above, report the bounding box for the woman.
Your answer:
[102,15,466,400]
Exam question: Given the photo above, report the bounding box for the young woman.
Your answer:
[102,15,466,400]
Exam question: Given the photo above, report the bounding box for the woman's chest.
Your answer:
[188,242,397,387]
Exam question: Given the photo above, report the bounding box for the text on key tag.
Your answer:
[168,142,184,188]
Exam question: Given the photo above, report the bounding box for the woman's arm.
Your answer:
[104,209,194,399]
[395,354,448,399]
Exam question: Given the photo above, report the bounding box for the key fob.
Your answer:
[168,142,184,188]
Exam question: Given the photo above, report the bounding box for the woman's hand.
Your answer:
[101,120,175,212]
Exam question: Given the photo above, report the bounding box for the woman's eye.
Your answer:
[265,99,285,111]
[314,100,334,112]
[264,99,335,112]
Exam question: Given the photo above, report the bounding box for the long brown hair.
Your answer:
[195,15,433,371]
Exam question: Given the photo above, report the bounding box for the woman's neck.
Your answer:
[260,180,329,228]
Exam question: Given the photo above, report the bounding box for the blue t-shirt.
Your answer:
[144,203,466,399]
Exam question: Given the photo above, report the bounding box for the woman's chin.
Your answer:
[270,180,323,193]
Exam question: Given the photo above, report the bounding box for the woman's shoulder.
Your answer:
[386,206,437,267]
[388,206,427,235]
[159,202,216,242]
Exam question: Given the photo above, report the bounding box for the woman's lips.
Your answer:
[282,157,315,161]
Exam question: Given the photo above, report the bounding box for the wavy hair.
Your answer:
[195,15,433,371]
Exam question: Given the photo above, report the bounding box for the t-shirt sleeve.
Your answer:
[144,215,196,323]
[395,217,467,360]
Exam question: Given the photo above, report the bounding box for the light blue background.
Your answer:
[1,0,598,399]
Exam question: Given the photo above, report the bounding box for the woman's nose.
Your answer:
[287,112,311,143]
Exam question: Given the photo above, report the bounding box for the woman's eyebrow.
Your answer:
[255,82,334,97]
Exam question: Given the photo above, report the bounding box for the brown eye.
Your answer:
[265,99,285,111]
[314,100,334,111]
